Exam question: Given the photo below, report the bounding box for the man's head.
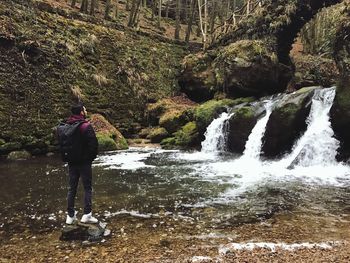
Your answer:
[71,103,87,117]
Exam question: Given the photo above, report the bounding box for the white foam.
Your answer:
[219,241,339,254]
[94,147,177,170]
[103,209,159,219]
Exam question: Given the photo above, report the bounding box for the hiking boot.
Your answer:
[66,211,77,225]
[80,212,98,224]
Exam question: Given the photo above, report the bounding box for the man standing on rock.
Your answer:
[57,103,99,224]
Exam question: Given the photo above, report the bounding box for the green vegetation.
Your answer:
[96,134,118,152]
[195,98,253,133]
[0,1,187,155]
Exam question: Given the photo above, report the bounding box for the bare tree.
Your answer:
[175,0,181,40]
[105,0,112,19]
[185,0,196,43]
[80,0,89,13]
[115,0,120,19]
[90,0,97,16]
[158,0,162,28]
[71,0,77,8]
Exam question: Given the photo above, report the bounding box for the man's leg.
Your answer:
[80,163,92,215]
[67,164,80,217]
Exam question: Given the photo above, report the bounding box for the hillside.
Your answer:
[0,0,189,155]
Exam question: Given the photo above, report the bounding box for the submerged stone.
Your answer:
[7,150,31,161]
[60,222,110,242]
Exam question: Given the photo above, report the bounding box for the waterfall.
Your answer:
[241,100,274,161]
[201,112,233,153]
[283,87,339,167]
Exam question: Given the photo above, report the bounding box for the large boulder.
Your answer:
[146,95,197,134]
[214,40,292,97]
[161,122,200,149]
[90,114,128,151]
[178,52,218,103]
[194,97,254,137]
[179,40,292,101]
[226,105,260,153]
[262,86,318,158]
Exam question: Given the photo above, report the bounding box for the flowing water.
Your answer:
[201,112,233,153]
[1,87,350,243]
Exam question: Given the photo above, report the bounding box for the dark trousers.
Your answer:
[67,163,93,217]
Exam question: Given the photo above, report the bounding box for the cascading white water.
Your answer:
[283,87,339,167]
[201,112,233,153]
[241,101,274,161]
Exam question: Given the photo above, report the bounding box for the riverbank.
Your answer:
[1,211,350,262]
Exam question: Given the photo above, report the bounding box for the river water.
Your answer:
[1,147,350,241]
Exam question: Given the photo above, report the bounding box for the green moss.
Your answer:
[173,122,199,147]
[0,139,5,146]
[147,127,169,143]
[195,98,253,133]
[159,110,189,134]
[0,1,187,153]
[96,133,118,152]
[234,106,255,119]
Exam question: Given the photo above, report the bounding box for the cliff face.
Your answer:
[0,0,187,155]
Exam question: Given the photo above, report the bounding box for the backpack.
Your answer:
[57,120,86,163]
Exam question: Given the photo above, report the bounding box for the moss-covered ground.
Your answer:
[0,0,188,154]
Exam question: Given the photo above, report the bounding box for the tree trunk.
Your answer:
[90,0,96,16]
[185,0,195,43]
[71,0,76,8]
[115,0,119,19]
[128,0,141,27]
[165,2,169,18]
[158,0,162,28]
[197,0,207,48]
[126,0,131,11]
[105,0,111,19]
[80,0,89,13]
[175,0,181,40]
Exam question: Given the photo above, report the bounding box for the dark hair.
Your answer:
[71,103,84,115]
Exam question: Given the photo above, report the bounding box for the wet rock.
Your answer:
[227,105,260,153]
[262,86,318,158]
[7,150,31,161]
[60,222,110,242]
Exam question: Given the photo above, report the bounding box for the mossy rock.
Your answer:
[160,137,177,149]
[178,52,218,102]
[96,133,118,151]
[7,150,31,161]
[159,110,191,134]
[0,142,22,155]
[90,114,128,151]
[262,87,317,157]
[195,98,254,135]
[214,40,292,97]
[173,122,200,148]
[147,127,169,143]
[139,128,152,139]
[227,106,258,153]
[147,96,197,128]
